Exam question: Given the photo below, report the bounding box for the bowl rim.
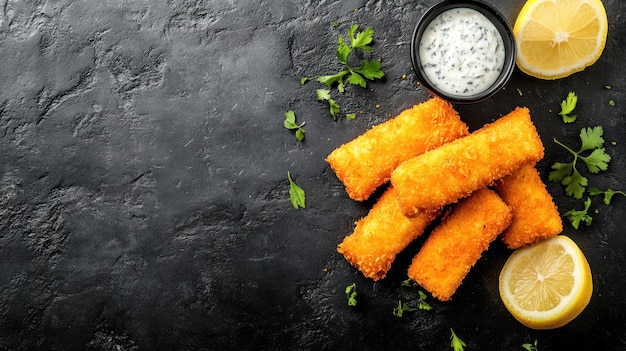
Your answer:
[410,0,517,104]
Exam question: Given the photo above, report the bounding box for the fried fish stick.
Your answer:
[337,185,440,280]
[326,97,469,201]
[390,107,544,217]
[407,189,512,301]
[494,164,563,249]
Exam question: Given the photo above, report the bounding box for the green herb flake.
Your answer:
[450,329,467,351]
[400,278,413,287]
[417,290,432,311]
[287,171,306,210]
[345,283,358,307]
[558,91,578,123]
[609,99,615,106]
[392,300,417,317]
[522,339,539,351]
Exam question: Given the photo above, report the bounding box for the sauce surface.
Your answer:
[418,7,505,97]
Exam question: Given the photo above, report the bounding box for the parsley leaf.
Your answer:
[345,283,358,307]
[316,89,331,101]
[589,187,626,205]
[336,35,351,65]
[550,127,611,199]
[346,71,367,88]
[558,91,578,123]
[283,110,305,141]
[392,300,417,317]
[287,172,305,210]
[579,126,605,151]
[564,197,593,229]
[450,329,467,351]
[328,99,341,119]
[353,59,385,80]
[349,24,374,51]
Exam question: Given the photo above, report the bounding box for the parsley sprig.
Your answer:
[304,24,385,119]
[283,110,305,141]
[549,126,611,199]
[318,24,384,92]
[558,91,578,123]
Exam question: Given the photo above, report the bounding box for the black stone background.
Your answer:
[0,0,625,350]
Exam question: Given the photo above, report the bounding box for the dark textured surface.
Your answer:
[0,0,625,350]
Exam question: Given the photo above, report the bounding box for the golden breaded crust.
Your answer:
[337,186,440,280]
[390,107,544,217]
[407,189,512,301]
[495,164,563,249]
[326,97,469,201]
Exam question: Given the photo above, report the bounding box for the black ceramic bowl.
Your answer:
[411,0,516,104]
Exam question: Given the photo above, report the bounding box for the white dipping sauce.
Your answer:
[418,7,505,96]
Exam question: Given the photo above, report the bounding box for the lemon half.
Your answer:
[499,235,593,329]
[513,0,608,79]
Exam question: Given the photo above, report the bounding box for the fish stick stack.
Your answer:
[330,97,468,280]
[326,97,469,201]
[326,99,561,301]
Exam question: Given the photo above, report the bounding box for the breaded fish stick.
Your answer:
[337,185,440,281]
[407,189,512,301]
[494,164,563,249]
[326,97,469,201]
[390,107,544,217]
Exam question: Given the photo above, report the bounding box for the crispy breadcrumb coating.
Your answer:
[495,164,563,248]
[326,97,468,201]
[390,107,544,217]
[407,189,512,301]
[337,186,440,280]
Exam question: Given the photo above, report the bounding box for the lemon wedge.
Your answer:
[513,0,608,79]
[499,235,593,329]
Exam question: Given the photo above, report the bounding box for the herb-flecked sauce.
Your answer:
[418,7,505,97]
